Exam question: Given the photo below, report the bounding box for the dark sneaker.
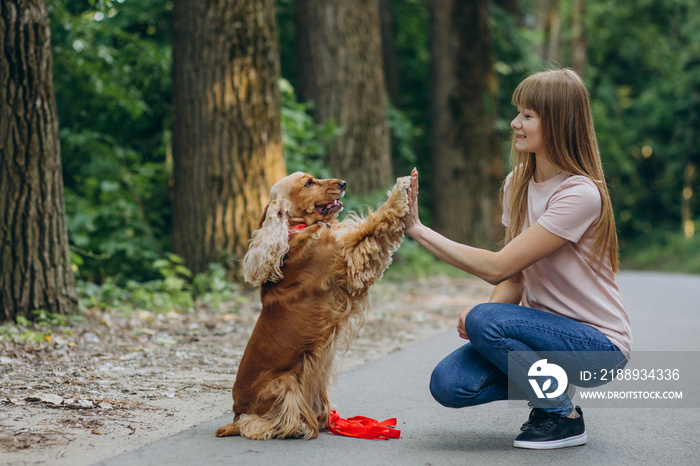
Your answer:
[521,385,578,431]
[520,407,548,431]
[513,406,587,450]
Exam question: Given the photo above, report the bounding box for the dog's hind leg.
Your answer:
[314,392,331,430]
[233,375,318,440]
[237,414,280,440]
[274,383,319,439]
[215,416,241,437]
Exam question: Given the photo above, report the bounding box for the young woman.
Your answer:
[405,68,632,449]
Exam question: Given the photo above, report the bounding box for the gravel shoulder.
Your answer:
[1,275,492,466]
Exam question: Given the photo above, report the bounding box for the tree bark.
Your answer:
[171,0,286,277]
[295,0,392,194]
[379,0,401,106]
[429,0,502,247]
[570,0,587,76]
[0,0,77,321]
[532,0,562,64]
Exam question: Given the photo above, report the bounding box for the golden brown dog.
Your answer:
[215,172,409,440]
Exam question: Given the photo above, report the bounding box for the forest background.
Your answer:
[2,0,699,324]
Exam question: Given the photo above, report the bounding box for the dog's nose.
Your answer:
[338,180,347,190]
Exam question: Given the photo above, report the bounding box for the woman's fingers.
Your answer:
[457,307,472,340]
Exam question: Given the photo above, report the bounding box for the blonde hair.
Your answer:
[506,68,619,272]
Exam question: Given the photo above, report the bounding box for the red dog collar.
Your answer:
[288,224,307,237]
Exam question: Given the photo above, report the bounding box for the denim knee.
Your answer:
[464,304,496,341]
[429,362,459,407]
[430,351,505,408]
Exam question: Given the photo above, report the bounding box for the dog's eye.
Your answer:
[305,179,315,187]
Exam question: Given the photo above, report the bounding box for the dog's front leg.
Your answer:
[338,176,410,293]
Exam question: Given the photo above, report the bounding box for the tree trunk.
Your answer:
[171,0,286,277]
[0,0,77,321]
[429,0,502,247]
[570,0,587,76]
[295,0,392,194]
[532,0,562,64]
[379,0,401,106]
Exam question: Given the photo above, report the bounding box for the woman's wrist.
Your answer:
[405,222,426,240]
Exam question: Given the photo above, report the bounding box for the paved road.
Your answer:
[96,271,700,465]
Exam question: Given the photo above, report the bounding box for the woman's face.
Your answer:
[511,107,544,155]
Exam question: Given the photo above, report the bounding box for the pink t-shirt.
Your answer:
[502,172,632,358]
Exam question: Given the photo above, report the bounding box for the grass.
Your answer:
[621,232,700,274]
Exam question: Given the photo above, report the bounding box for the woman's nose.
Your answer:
[510,116,520,129]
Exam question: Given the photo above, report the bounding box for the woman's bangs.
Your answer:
[512,77,541,112]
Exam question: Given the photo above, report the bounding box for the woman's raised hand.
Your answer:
[406,167,422,235]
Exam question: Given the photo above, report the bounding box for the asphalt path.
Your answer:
[96,271,700,465]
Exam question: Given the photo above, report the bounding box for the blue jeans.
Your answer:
[430,303,628,416]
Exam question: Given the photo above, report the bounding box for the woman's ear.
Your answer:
[242,199,292,286]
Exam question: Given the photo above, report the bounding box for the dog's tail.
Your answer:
[215,421,240,437]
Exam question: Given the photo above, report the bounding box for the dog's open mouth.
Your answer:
[316,199,344,215]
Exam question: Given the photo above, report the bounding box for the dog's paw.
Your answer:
[243,431,275,440]
[388,176,410,199]
[215,423,240,437]
[395,176,410,191]
[389,176,410,213]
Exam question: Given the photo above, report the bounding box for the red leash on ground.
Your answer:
[328,409,401,440]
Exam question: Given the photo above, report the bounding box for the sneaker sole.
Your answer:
[513,432,587,450]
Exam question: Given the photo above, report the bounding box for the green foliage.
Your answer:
[391,0,430,127]
[0,261,240,335]
[585,0,700,249]
[275,0,299,88]
[77,254,239,313]
[622,231,700,273]
[49,2,346,284]
[0,310,81,343]
[48,0,173,283]
[192,263,241,309]
[42,0,700,299]
[386,0,432,214]
[490,3,541,141]
[280,79,341,177]
[385,241,467,280]
[387,103,420,176]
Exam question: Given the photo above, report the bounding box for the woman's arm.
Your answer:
[406,168,568,286]
[489,228,525,304]
[489,271,525,304]
[457,275,524,340]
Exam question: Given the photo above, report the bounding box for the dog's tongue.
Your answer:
[316,199,344,215]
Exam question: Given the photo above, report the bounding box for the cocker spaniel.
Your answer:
[215,171,410,440]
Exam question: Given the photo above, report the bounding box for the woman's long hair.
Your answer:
[506,68,619,272]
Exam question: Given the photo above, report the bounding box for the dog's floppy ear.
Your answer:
[242,199,292,286]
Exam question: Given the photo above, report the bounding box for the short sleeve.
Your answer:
[537,177,601,243]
